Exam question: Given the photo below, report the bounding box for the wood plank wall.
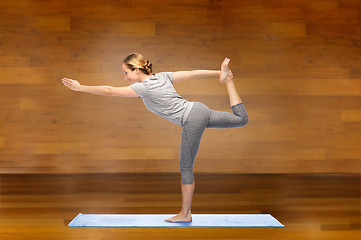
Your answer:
[0,0,360,174]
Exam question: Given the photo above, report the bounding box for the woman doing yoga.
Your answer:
[62,53,248,223]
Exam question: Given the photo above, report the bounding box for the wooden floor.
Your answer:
[0,173,360,239]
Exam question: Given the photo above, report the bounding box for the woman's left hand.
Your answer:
[62,78,82,91]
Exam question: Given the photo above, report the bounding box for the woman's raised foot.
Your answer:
[220,58,233,83]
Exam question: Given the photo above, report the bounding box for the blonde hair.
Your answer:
[123,53,153,75]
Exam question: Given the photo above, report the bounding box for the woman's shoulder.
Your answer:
[154,72,173,83]
[158,72,173,77]
[141,73,174,89]
[150,72,172,77]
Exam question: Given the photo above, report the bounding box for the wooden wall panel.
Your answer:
[0,0,360,174]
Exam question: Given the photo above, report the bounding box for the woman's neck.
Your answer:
[139,73,152,82]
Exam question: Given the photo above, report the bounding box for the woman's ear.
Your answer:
[135,68,140,74]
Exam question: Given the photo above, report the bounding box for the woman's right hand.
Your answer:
[62,78,82,91]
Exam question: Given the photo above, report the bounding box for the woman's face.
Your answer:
[122,63,139,84]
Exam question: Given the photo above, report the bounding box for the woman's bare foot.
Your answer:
[165,210,192,223]
[220,58,233,83]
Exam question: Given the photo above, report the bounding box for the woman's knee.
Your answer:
[231,103,249,127]
[239,114,249,127]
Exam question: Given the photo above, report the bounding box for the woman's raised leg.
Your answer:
[206,58,248,129]
[220,58,243,106]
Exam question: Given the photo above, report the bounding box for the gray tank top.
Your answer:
[130,72,194,126]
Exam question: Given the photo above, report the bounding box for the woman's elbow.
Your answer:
[106,86,114,96]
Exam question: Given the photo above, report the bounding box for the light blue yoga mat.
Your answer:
[68,213,284,227]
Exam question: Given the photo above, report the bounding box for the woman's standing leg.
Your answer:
[165,103,211,223]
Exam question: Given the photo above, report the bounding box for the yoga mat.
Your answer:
[68,213,284,227]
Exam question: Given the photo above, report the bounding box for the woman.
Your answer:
[62,53,248,223]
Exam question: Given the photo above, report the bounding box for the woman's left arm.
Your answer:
[62,78,138,97]
[172,70,221,83]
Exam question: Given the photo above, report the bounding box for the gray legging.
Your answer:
[180,102,249,184]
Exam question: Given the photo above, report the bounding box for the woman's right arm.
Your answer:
[61,78,138,97]
[172,70,221,83]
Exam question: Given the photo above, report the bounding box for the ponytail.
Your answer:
[123,53,153,75]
